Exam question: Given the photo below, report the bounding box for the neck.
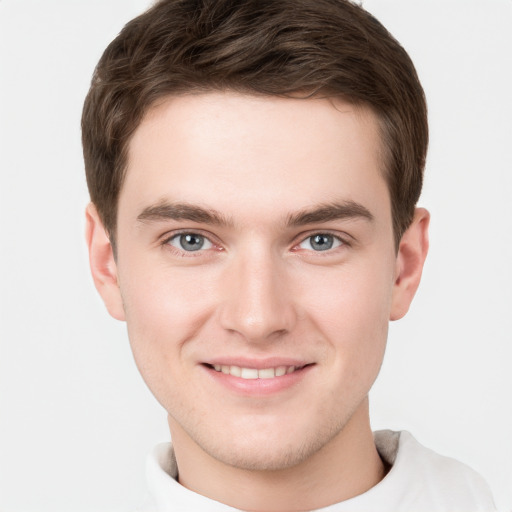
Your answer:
[169,398,386,511]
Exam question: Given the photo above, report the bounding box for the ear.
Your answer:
[85,203,125,321]
[390,208,430,321]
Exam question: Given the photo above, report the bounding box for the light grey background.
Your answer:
[1,1,511,510]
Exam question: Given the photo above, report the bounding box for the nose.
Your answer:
[218,248,298,343]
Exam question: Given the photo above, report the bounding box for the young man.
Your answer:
[83,0,496,510]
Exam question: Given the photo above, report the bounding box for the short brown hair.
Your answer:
[82,0,427,250]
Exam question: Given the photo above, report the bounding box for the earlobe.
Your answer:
[85,203,126,321]
[390,208,430,321]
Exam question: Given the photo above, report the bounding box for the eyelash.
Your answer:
[160,230,351,256]
[293,232,350,253]
[161,230,221,257]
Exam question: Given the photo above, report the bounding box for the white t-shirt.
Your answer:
[139,430,496,511]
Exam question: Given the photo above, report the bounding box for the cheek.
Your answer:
[121,253,217,330]
[119,262,216,396]
[301,256,394,325]
[300,260,393,377]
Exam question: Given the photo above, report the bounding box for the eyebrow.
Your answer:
[136,199,374,228]
[286,201,374,227]
[137,201,234,227]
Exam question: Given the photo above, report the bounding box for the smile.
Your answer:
[203,361,314,395]
[210,364,303,379]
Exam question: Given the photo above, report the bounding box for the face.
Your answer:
[90,92,421,471]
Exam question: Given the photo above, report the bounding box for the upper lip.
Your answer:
[202,357,313,369]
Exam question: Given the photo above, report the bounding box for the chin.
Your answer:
[206,441,313,472]
[198,417,345,472]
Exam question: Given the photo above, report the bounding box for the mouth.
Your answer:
[200,358,315,395]
[204,363,309,380]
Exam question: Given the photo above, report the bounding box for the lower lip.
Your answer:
[202,365,314,396]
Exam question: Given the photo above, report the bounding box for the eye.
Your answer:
[167,233,213,252]
[298,233,343,252]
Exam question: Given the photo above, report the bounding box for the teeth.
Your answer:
[211,364,301,379]
[230,365,242,377]
[275,366,287,377]
[241,368,259,379]
[258,368,275,379]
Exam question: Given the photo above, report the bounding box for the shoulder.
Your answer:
[372,430,497,512]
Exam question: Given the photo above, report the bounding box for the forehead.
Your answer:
[120,92,390,226]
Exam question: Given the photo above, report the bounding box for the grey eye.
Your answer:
[299,234,342,251]
[168,233,213,252]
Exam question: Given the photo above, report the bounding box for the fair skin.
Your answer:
[86,92,429,511]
